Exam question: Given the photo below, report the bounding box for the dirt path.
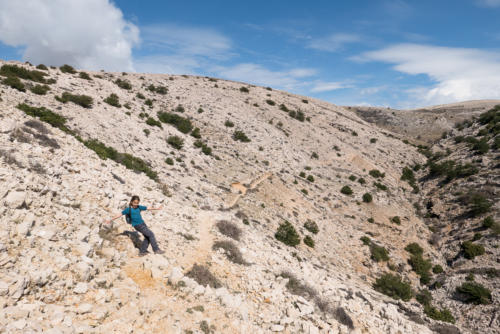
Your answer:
[179,211,216,271]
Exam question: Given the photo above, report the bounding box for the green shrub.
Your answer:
[349,175,356,181]
[409,255,432,276]
[360,236,371,245]
[304,220,319,234]
[59,64,76,74]
[145,99,153,107]
[428,160,478,183]
[303,236,315,248]
[461,241,485,259]
[165,157,174,165]
[115,78,132,90]
[157,112,193,134]
[433,265,444,274]
[472,138,489,154]
[424,306,455,323]
[371,244,389,262]
[167,136,184,150]
[232,130,251,142]
[362,193,373,203]
[265,99,275,106]
[175,105,185,113]
[311,152,318,159]
[301,189,308,195]
[239,86,249,93]
[83,139,157,180]
[201,144,212,155]
[16,103,71,134]
[299,172,306,178]
[368,217,375,223]
[29,84,50,95]
[370,138,377,143]
[146,117,162,128]
[2,76,25,91]
[79,72,92,80]
[103,93,121,107]
[390,216,401,225]
[279,104,289,112]
[275,221,300,246]
[369,169,385,178]
[466,273,475,281]
[358,177,366,184]
[143,129,150,136]
[56,92,93,108]
[352,131,358,136]
[136,92,145,99]
[306,175,314,182]
[191,127,201,139]
[0,64,49,83]
[36,64,48,70]
[482,216,494,228]
[456,282,492,305]
[373,273,412,301]
[373,182,388,191]
[340,185,353,195]
[405,243,424,256]
[224,120,234,127]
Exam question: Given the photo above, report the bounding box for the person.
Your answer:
[106,195,165,256]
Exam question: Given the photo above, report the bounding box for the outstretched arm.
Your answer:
[105,213,123,224]
[147,205,163,211]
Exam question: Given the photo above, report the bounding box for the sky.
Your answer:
[0,0,500,108]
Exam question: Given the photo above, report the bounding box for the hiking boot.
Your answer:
[154,250,165,255]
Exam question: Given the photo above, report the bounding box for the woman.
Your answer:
[106,195,165,256]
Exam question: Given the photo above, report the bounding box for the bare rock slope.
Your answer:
[0,60,496,333]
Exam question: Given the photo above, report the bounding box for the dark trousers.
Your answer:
[133,223,159,252]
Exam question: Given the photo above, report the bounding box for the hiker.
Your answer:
[105,195,165,256]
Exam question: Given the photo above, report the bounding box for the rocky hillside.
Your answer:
[348,100,500,144]
[0,60,496,333]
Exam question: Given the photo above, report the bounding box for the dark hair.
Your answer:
[129,195,140,206]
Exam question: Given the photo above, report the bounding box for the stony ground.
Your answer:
[0,60,496,333]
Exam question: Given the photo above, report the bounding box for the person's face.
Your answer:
[132,199,139,208]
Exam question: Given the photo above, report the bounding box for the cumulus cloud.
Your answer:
[307,33,361,52]
[0,0,139,71]
[359,43,500,105]
[310,81,349,93]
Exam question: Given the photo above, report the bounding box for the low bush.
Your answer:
[390,216,401,225]
[373,182,388,191]
[224,120,234,127]
[216,220,242,241]
[280,271,317,300]
[115,78,132,90]
[405,243,424,256]
[409,255,432,277]
[370,138,377,143]
[145,99,153,107]
[165,157,174,165]
[360,236,371,245]
[136,92,145,99]
[103,93,121,107]
[239,86,249,93]
[304,220,319,234]
[275,221,300,246]
[232,130,251,142]
[456,282,492,304]
[472,138,489,154]
[416,289,432,306]
[212,240,247,265]
[358,177,366,184]
[461,241,485,259]
[306,175,314,182]
[303,235,315,248]
[36,64,48,70]
[433,265,444,274]
[459,191,492,217]
[79,72,92,80]
[29,84,50,95]
[59,64,76,74]
[482,216,494,228]
[175,105,185,113]
[191,127,201,139]
[186,264,222,288]
[3,76,25,91]
[373,273,412,301]
[146,117,162,128]
[428,160,478,183]
[340,185,353,195]
[265,99,275,106]
[167,135,184,150]
[369,169,385,178]
[17,104,72,134]
[371,244,389,262]
[56,92,93,108]
[0,64,49,83]
[157,112,193,133]
[362,193,373,203]
[424,306,455,323]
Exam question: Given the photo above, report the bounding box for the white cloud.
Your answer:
[476,0,500,7]
[140,24,232,59]
[310,81,349,93]
[0,0,139,71]
[359,43,500,105]
[214,63,317,90]
[307,33,361,52]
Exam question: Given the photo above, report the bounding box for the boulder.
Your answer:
[74,282,88,294]
[167,267,183,285]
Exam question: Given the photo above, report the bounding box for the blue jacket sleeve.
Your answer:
[139,205,147,211]
[121,208,127,215]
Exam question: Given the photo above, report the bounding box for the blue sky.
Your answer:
[1,0,500,108]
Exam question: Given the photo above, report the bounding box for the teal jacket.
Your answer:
[122,205,147,226]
